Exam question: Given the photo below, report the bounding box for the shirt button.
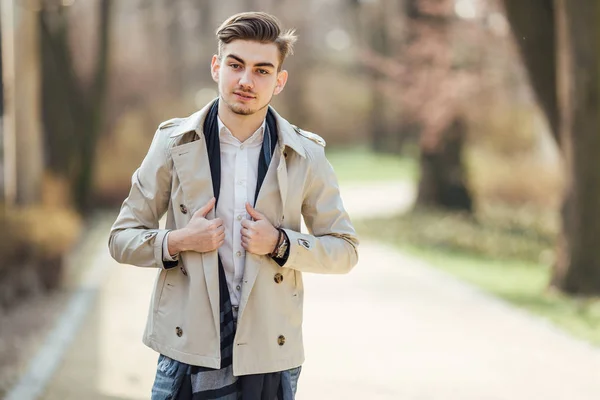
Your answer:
[179,204,188,214]
[274,273,283,284]
[277,335,286,346]
[236,251,242,257]
[240,144,245,150]
[237,215,243,221]
[233,305,239,312]
[236,285,241,291]
[176,327,183,337]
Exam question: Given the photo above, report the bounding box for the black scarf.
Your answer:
[177,99,283,399]
[203,99,279,207]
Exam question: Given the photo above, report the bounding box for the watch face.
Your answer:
[277,241,288,258]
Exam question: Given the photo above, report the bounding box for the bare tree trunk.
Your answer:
[367,1,392,152]
[503,0,559,142]
[551,0,600,294]
[273,1,309,125]
[77,0,112,211]
[407,0,473,212]
[166,0,184,95]
[197,0,213,37]
[40,0,113,211]
[504,0,600,294]
[40,7,81,176]
[2,0,43,206]
[417,117,472,211]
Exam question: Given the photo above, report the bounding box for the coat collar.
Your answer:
[169,99,306,158]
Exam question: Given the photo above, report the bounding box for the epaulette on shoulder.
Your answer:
[292,125,326,147]
[158,118,183,130]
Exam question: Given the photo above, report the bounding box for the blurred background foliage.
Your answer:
[1,0,599,340]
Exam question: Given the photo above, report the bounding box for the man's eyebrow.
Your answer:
[226,54,276,69]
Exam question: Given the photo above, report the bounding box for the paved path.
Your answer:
[11,181,600,399]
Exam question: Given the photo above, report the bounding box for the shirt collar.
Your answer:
[217,115,266,145]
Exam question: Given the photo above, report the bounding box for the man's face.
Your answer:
[211,40,288,116]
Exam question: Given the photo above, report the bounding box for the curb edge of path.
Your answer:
[4,214,114,400]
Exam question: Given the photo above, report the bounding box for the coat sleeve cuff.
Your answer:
[280,228,313,268]
[154,229,178,269]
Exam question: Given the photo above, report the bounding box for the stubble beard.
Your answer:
[223,92,272,116]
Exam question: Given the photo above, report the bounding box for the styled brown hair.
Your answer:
[216,12,297,70]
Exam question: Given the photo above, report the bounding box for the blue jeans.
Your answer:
[151,354,302,400]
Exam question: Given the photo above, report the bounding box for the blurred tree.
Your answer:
[503,1,558,141]
[504,0,600,294]
[40,0,113,211]
[366,0,393,153]
[354,0,474,211]
[196,0,213,38]
[188,0,214,90]
[271,0,310,125]
[0,16,4,117]
[166,0,185,96]
[349,0,404,153]
[405,0,473,212]
[1,0,44,206]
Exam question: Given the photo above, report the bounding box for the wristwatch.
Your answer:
[272,229,289,259]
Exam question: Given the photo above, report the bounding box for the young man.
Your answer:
[109,12,358,400]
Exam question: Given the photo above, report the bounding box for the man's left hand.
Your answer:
[241,203,280,255]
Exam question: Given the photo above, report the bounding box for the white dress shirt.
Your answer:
[163,116,266,309]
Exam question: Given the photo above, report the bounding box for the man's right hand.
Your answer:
[168,197,225,254]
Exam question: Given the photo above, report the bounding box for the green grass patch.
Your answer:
[357,205,557,263]
[358,212,600,347]
[326,146,417,183]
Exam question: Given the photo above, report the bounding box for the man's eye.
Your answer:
[230,64,241,69]
[258,69,269,75]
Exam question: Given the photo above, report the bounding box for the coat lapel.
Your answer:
[239,109,310,318]
[276,152,288,210]
[240,149,285,312]
[170,139,214,217]
[170,131,221,339]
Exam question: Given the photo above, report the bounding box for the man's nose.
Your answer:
[239,70,254,88]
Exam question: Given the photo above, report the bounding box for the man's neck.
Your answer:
[217,100,268,143]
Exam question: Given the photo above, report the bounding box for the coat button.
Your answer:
[277,335,286,346]
[176,327,183,337]
[179,204,188,214]
[274,273,283,284]
[298,239,311,249]
[180,266,187,276]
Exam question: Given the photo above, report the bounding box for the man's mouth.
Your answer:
[234,92,255,100]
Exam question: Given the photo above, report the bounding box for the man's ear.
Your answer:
[274,70,288,95]
[210,55,220,83]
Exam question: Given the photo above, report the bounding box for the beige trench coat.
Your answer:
[108,102,359,376]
